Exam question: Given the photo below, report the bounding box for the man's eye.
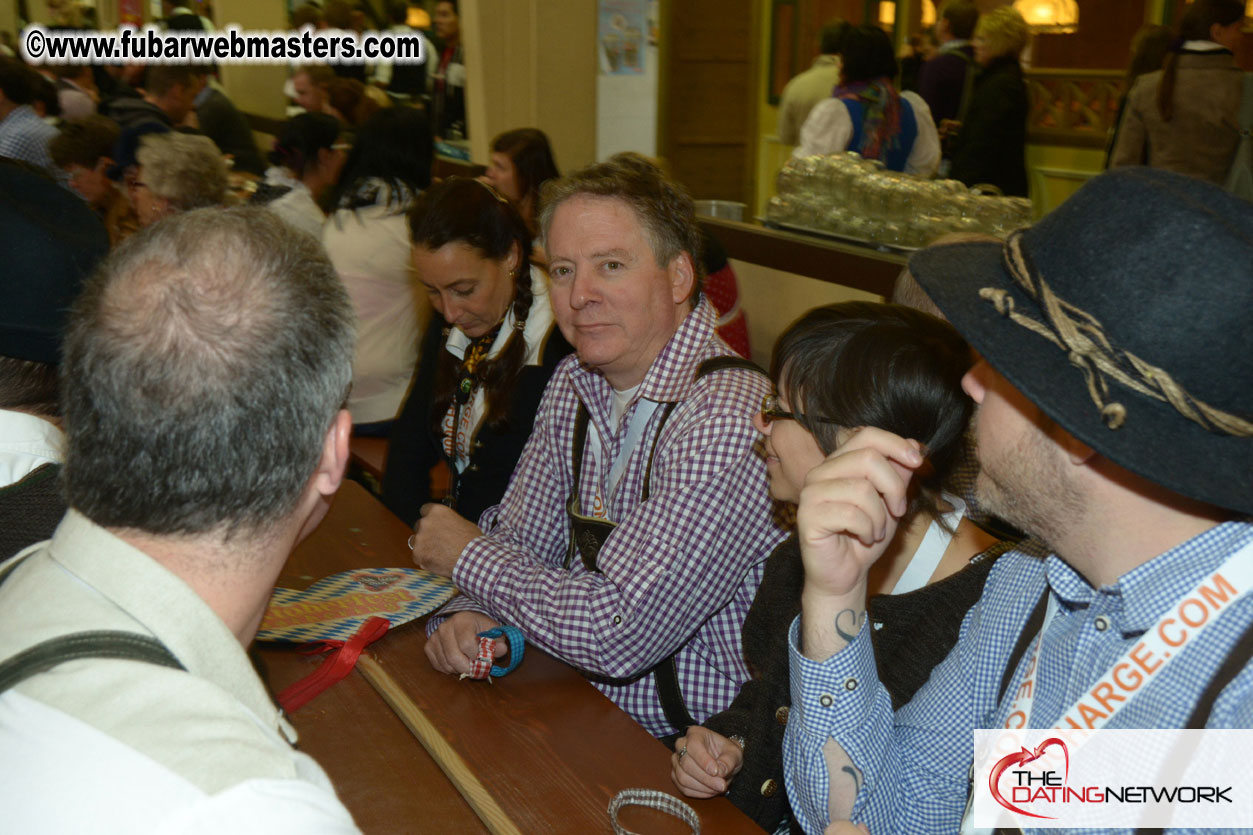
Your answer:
[604,261,622,272]
[550,266,571,279]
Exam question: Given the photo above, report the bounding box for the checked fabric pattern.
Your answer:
[430,300,788,737]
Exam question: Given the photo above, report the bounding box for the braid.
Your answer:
[476,248,534,428]
[429,324,458,438]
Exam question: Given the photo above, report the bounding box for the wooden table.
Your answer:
[262,481,763,834]
[348,436,390,483]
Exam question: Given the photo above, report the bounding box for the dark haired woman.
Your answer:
[796,24,940,176]
[323,107,435,434]
[253,113,349,239]
[1111,0,1246,186]
[482,127,560,239]
[381,178,573,527]
[669,302,1001,832]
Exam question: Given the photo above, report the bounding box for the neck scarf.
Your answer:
[834,77,902,162]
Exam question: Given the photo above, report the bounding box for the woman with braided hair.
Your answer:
[381,178,573,528]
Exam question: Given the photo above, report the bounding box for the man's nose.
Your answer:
[568,270,597,309]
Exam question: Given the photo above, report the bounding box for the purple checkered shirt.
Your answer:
[428,300,788,736]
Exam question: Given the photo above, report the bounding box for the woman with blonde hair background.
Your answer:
[946,6,1030,196]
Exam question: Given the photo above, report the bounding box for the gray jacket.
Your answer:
[1110,51,1244,186]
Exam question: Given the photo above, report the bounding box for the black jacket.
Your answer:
[381,316,573,527]
[948,54,1029,197]
[703,534,1005,831]
[196,88,264,176]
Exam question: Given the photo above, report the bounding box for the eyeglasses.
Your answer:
[760,394,838,426]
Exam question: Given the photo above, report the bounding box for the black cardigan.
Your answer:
[380,316,573,527]
[703,534,1006,831]
[948,54,1029,197]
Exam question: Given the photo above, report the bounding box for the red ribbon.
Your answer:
[277,616,391,713]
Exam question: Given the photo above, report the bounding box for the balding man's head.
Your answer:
[62,208,355,540]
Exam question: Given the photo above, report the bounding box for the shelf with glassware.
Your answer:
[764,152,1035,252]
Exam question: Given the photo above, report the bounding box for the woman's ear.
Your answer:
[506,239,522,276]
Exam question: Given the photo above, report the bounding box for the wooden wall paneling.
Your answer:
[1030,0,1145,70]
[662,0,757,202]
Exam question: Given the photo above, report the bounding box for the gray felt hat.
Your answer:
[908,167,1253,516]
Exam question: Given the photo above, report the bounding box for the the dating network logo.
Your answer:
[989,737,1072,820]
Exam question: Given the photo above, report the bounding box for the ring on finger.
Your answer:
[407,534,415,550]
[677,745,688,762]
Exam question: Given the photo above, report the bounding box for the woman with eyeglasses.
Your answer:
[381,177,573,529]
[670,301,1002,833]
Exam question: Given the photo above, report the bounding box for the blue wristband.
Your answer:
[476,625,525,677]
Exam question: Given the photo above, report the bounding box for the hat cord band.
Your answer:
[976,234,1253,438]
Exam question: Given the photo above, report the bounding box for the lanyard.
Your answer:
[587,399,662,509]
[1002,538,1253,732]
[961,537,1253,835]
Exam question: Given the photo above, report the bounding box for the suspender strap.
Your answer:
[566,354,768,728]
[639,403,678,502]
[693,356,766,378]
[996,588,1050,707]
[652,653,697,732]
[0,630,184,695]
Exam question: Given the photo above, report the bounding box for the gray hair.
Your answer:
[538,152,705,302]
[136,132,228,211]
[62,207,355,538]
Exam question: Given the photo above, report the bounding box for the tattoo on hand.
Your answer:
[834,609,865,644]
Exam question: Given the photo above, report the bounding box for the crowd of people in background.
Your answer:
[0,0,1251,834]
[782,0,1249,201]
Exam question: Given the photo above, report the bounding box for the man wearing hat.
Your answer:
[779,168,1253,833]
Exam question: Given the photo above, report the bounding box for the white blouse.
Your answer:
[794,90,941,178]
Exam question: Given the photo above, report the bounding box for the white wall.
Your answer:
[732,259,883,369]
[595,40,659,160]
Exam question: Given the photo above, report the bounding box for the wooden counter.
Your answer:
[699,216,905,296]
[262,481,762,834]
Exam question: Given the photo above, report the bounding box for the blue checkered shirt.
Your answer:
[0,105,59,176]
[429,300,788,736]
[783,520,1253,834]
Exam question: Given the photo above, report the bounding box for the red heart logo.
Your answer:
[989,737,1070,820]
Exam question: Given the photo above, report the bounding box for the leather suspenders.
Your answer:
[563,355,767,732]
[0,550,184,696]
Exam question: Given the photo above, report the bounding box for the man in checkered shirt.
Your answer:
[411,153,788,738]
